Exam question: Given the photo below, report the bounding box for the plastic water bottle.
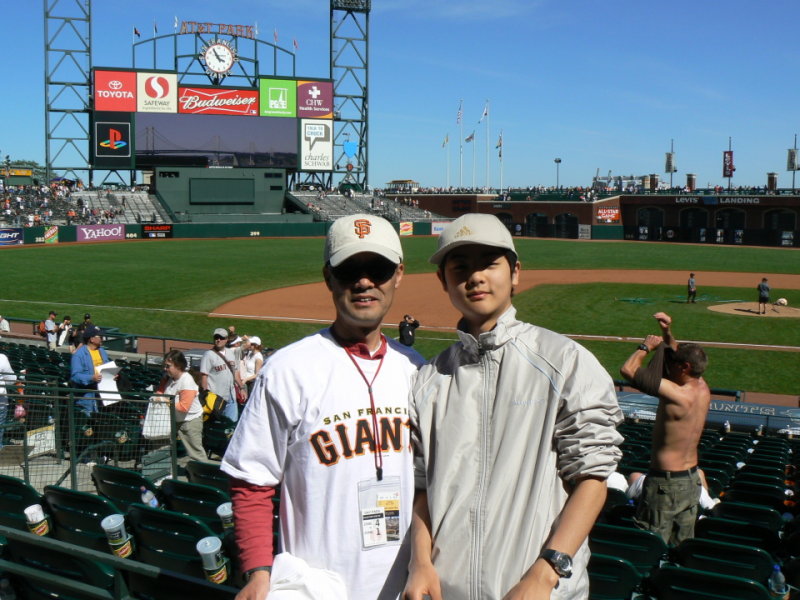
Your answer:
[140,486,159,508]
[723,420,731,434]
[0,578,17,600]
[768,563,787,598]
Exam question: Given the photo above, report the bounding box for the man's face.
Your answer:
[439,244,519,334]
[213,335,228,350]
[324,252,403,336]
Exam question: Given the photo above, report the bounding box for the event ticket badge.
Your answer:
[358,476,402,550]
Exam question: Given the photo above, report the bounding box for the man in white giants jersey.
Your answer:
[222,214,424,600]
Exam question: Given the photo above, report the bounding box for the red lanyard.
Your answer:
[344,345,386,481]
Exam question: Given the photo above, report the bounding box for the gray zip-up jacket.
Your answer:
[411,307,624,599]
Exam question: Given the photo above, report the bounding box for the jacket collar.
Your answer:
[456,305,518,357]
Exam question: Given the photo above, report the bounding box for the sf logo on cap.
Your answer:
[354,219,372,238]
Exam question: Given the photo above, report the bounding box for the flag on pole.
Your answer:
[478,103,489,124]
[153,19,158,35]
[465,131,475,143]
[174,16,178,31]
[293,38,299,50]
[496,131,503,158]
[274,28,279,44]
[255,21,260,36]
[456,100,463,125]
[442,134,449,148]
[133,26,141,38]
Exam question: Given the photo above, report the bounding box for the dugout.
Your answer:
[150,166,310,224]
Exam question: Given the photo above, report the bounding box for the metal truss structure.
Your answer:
[44,0,93,185]
[330,0,370,190]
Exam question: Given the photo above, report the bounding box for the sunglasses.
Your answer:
[330,258,397,284]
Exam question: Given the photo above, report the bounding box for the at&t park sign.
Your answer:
[179,21,255,39]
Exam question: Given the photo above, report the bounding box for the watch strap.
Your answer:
[244,566,272,581]
[540,548,573,578]
[637,343,650,353]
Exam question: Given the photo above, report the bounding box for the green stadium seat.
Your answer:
[42,485,123,553]
[646,564,771,600]
[670,537,775,586]
[126,502,220,579]
[0,474,44,532]
[694,517,780,556]
[587,553,642,600]
[91,464,159,512]
[159,479,231,535]
[185,460,231,494]
[711,501,784,533]
[589,523,667,577]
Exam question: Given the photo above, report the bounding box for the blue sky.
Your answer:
[3,0,799,189]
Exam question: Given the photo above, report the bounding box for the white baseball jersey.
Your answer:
[222,328,424,600]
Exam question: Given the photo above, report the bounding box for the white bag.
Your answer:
[142,400,171,439]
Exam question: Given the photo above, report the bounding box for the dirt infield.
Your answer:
[212,269,800,330]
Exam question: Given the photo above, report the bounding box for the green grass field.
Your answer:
[2,237,798,394]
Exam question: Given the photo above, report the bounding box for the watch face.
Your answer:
[203,43,235,74]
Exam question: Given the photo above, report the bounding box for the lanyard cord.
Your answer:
[344,347,386,481]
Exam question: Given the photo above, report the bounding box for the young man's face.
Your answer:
[439,244,519,335]
[324,252,404,336]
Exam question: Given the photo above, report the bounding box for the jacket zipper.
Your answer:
[471,348,492,599]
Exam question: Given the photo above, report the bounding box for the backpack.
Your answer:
[37,321,47,337]
[200,389,226,422]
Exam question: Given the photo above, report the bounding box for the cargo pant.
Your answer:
[632,469,701,545]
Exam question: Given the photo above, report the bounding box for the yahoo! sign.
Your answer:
[77,224,126,242]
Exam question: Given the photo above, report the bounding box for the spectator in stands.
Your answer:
[398,314,420,347]
[0,314,9,337]
[44,311,59,351]
[627,470,719,509]
[221,214,423,599]
[69,325,110,416]
[405,214,624,599]
[620,312,710,545]
[58,315,73,348]
[238,336,264,396]
[200,328,241,423]
[158,349,207,463]
[0,350,17,448]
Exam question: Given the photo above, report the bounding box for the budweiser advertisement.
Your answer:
[77,224,126,243]
[178,87,259,116]
[94,70,137,112]
[137,72,178,113]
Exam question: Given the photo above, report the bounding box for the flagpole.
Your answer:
[458,100,463,189]
[472,137,477,190]
[446,134,450,189]
[485,99,490,191]
[499,130,504,194]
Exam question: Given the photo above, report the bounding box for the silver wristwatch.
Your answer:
[540,548,573,578]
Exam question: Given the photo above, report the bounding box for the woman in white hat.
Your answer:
[239,336,264,397]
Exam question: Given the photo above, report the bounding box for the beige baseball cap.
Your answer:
[430,213,516,265]
[324,214,403,267]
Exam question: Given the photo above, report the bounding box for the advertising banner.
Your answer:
[296,80,333,119]
[77,224,126,242]
[299,119,333,171]
[178,87,259,116]
[431,221,449,236]
[94,70,137,112]
[43,226,59,244]
[596,207,621,223]
[137,72,178,113]
[259,78,297,117]
[0,228,23,245]
[93,112,133,169]
[143,224,173,238]
[723,150,735,178]
[399,221,413,236]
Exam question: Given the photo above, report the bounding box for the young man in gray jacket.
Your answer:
[405,214,624,599]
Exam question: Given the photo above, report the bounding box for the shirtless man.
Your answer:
[620,311,710,545]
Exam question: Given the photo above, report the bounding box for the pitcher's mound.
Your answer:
[708,302,800,318]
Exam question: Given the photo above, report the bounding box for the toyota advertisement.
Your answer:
[92,68,333,171]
